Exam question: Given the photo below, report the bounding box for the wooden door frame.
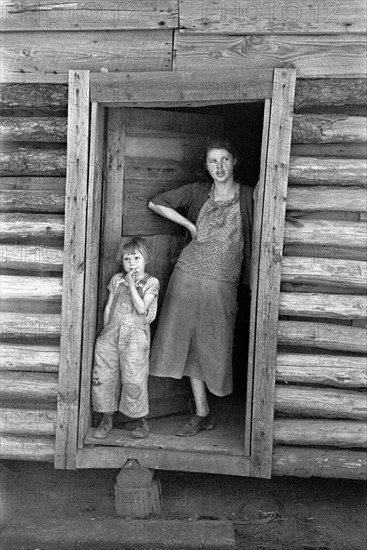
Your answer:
[55,68,296,477]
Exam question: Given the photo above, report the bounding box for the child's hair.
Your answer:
[116,236,151,266]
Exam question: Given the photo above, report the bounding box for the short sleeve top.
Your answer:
[108,273,160,325]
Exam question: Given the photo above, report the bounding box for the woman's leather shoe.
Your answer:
[176,414,214,437]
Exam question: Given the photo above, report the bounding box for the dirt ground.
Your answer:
[1,460,366,549]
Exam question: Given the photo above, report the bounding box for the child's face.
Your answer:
[122,250,146,277]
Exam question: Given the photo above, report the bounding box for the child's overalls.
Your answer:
[92,273,159,418]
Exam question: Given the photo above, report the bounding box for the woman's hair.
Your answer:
[116,236,151,265]
[198,138,241,181]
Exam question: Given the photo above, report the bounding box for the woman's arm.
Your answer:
[148,201,197,239]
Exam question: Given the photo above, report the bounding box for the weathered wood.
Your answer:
[0,275,62,302]
[0,371,58,401]
[288,157,367,185]
[179,0,367,34]
[276,362,367,389]
[0,145,66,176]
[287,186,367,212]
[2,1,178,31]
[0,117,67,141]
[281,257,367,290]
[0,405,57,435]
[292,114,367,143]
[0,343,60,372]
[2,30,172,76]
[279,292,367,320]
[0,83,68,111]
[55,70,90,470]
[0,434,54,462]
[250,69,296,479]
[0,312,61,341]
[275,385,367,420]
[283,244,366,263]
[0,244,63,271]
[0,213,64,241]
[272,446,367,479]
[274,419,367,448]
[0,189,65,212]
[294,79,367,110]
[284,220,367,249]
[278,321,367,353]
[291,143,367,159]
[0,176,66,191]
[174,33,367,78]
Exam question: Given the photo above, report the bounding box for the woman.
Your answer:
[148,139,253,437]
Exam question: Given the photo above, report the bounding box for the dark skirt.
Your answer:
[149,267,237,396]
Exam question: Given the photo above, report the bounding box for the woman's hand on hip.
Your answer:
[189,223,197,240]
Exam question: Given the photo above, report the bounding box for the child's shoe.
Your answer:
[93,413,113,439]
[131,418,149,439]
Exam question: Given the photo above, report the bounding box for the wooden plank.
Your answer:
[174,33,367,78]
[278,320,367,353]
[91,68,274,105]
[0,434,54,462]
[250,69,296,479]
[279,293,367,320]
[291,143,367,159]
[294,78,367,110]
[55,70,90,470]
[0,312,61,341]
[0,213,64,242]
[179,0,367,34]
[0,83,68,110]
[0,189,65,212]
[2,30,172,77]
[78,103,105,448]
[274,419,367,448]
[0,406,57,436]
[124,157,199,183]
[0,371,58,401]
[272,446,367,479]
[0,116,67,141]
[287,186,367,212]
[0,343,60,372]
[0,176,66,191]
[283,244,366,263]
[281,257,367,290]
[1,1,178,31]
[276,363,367,389]
[275,385,367,420]
[292,114,367,143]
[288,157,367,185]
[0,275,62,302]
[284,220,367,249]
[0,145,66,176]
[244,99,271,456]
[0,244,63,272]
[76,446,251,476]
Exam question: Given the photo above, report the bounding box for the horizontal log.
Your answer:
[0,117,67,142]
[0,343,60,372]
[0,213,64,241]
[2,1,178,31]
[0,275,62,302]
[283,244,366,263]
[275,385,367,420]
[288,157,367,185]
[284,220,367,248]
[174,33,367,78]
[0,146,66,176]
[272,446,367,479]
[0,189,65,213]
[2,30,172,76]
[279,293,367,320]
[281,257,366,290]
[276,353,367,388]
[0,176,66,191]
[294,79,367,110]
[0,244,63,271]
[291,143,367,159]
[0,434,54,462]
[274,419,367,448]
[278,321,367,353]
[292,114,367,143]
[179,1,366,34]
[0,372,58,401]
[0,406,57,435]
[287,186,367,212]
[0,83,68,112]
[0,312,61,341]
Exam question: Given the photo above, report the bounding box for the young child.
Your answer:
[92,237,160,439]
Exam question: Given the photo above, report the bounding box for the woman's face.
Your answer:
[206,148,236,184]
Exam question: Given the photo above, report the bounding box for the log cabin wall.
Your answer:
[0,0,366,478]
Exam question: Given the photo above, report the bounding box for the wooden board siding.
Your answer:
[179,0,367,34]
[173,33,367,78]
[2,1,178,31]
